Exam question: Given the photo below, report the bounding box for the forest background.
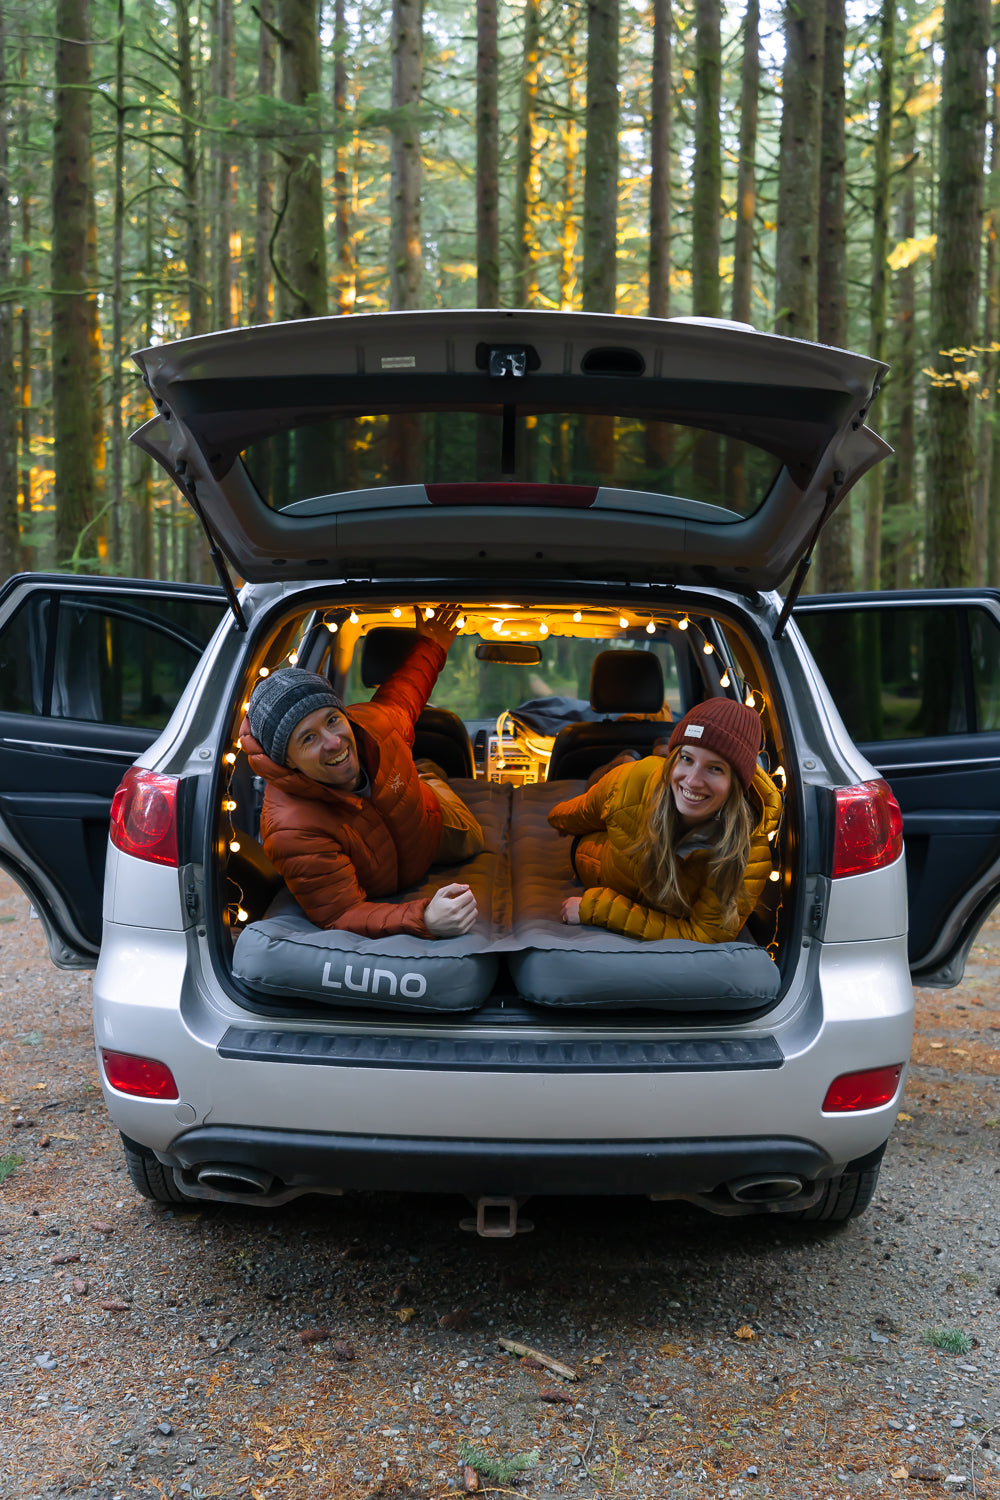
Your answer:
[0,0,997,594]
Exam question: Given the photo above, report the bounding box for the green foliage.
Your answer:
[923,1326,973,1354]
[455,1441,540,1483]
[0,1153,25,1186]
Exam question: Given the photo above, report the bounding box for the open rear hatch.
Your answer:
[131,310,888,592]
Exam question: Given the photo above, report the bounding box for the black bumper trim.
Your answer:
[216,1026,784,1073]
[166,1127,830,1197]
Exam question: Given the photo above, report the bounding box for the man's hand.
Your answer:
[415,603,463,653]
[561,896,583,925]
[424,882,478,938]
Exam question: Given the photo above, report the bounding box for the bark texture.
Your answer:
[730,0,758,326]
[275,0,328,319]
[476,0,499,306]
[773,1,824,338]
[389,0,423,311]
[691,0,721,318]
[862,0,895,591]
[0,2,18,579]
[582,0,619,312]
[513,0,540,306]
[648,0,671,318]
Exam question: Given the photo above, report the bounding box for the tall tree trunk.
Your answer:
[332,0,354,314]
[648,0,671,318]
[773,2,824,338]
[109,0,126,573]
[861,0,895,591]
[513,0,540,305]
[212,0,237,327]
[0,3,18,580]
[51,0,95,570]
[924,0,990,588]
[476,0,499,306]
[388,0,422,310]
[582,0,619,312]
[691,0,721,317]
[814,0,852,593]
[882,119,918,590]
[730,0,758,326]
[176,0,207,335]
[558,67,581,310]
[977,50,999,583]
[252,0,276,321]
[17,32,32,567]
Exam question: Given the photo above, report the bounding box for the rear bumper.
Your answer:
[162,1124,841,1198]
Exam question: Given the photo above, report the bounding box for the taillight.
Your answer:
[110,767,179,867]
[822,1064,903,1113]
[831,779,903,878]
[101,1049,179,1100]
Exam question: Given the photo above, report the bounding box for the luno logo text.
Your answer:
[321,962,427,999]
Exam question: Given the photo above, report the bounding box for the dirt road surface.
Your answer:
[1,870,998,1500]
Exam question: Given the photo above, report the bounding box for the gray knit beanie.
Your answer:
[247,669,344,766]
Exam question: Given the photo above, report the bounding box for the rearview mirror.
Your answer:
[475,641,543,665]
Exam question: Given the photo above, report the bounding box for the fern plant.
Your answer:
[456,1442,540,1485]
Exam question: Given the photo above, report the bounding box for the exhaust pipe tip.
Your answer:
[195,1163,275,1197]
[728,1174,804,1205]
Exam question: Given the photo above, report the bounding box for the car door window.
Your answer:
[798,605,973,742]
[0,593,49,716]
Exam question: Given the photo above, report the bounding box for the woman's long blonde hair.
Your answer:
[629,748,756,924]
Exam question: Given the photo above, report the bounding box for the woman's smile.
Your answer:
[670,744,733,826]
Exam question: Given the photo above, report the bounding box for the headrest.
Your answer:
[589,649,664,715]
[361,627,419,687]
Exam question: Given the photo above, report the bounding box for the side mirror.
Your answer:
[475,641,543,665]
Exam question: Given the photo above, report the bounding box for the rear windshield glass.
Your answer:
[240,410,781,518]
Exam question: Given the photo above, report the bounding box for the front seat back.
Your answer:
[546,649,667,781]
[360,627,475,779]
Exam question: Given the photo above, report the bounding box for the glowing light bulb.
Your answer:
[224,752,236,765]
[237,907,249,922]
[258,666,269,677]
[242,701,250,713]
[223,799,237,812]
[774,765,785,782]
[745,690,756,708]
[678,616,689,631]
[288,652,298,665]
[392,607,402,618]
[349,610,359,624]
[703,642,714,655]
[572,611,582,623]
[768,870,780,883]
[325,620,338,633]
[229,839,241,853]
[619,616,629,629]
[539,622,549,635]
[720,671,731,688]
[456,616,466,629]
[424,607,435,619]
[646,621,656,635]
[493,620,504,633]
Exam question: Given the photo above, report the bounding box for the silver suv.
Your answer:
[4,310,998,1236]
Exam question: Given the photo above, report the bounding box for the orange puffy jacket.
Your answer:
[240,639,446,937]
[548,755,782,943]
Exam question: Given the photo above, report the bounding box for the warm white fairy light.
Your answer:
[678,616,689,631]
[745,689,756,707]
[720,671,731,688]
[288,652,299,665]
[258,666,269,677]
[492,620,504,633]
[349,610,359,624]
[572,611,582,623]
[242,701,250,713]
[646,620,656,635]
[229,839,241,853]
[703,642,714,655]
[223,752,236,765]
[774,765,786,782]
[539,621,549,635]
[424,607,435,619]
[392,607,402,618]
[325,620,338,633]
[619,615,629,629]
[768,870,780,883]
[456,616,466,629]
[223,799,237,813]
[237,907,249,922]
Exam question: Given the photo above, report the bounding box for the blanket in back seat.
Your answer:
[232,777,780,1013]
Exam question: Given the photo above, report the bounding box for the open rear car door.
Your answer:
[795,589,1000,986]
[0,574,226,967]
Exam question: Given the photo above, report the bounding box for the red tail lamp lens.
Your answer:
[101,1049,179,1100]
[832,779,903,878]
[110,767,179,867]
[822,1064,903,1113]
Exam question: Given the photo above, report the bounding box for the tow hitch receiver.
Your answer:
[460,1197,534,1238]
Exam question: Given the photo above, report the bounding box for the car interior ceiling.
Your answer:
[217,599,788,1003]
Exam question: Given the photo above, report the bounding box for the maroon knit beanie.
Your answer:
[666,698,762,790]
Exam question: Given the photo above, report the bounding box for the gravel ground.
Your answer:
[1,868,998,1500]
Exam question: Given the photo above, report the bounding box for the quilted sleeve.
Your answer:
[368,638,447,743]
[262,820,432,938]
[547,762,627,835]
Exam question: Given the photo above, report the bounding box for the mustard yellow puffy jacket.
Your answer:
[547,756,783,943]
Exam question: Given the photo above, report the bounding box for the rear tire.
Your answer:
[121,1133,195,1205]
[788,1159,882,1223]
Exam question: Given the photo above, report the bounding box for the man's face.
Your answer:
[285,705,360,790]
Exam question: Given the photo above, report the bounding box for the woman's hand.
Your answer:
[415,604,463,653]
[561,896,583,925]
[425,882,478,937]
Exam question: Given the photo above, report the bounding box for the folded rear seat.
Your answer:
[501,782,780,1011]
[232,781,511,1012]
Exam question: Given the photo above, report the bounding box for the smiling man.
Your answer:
[241,607,482,938]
